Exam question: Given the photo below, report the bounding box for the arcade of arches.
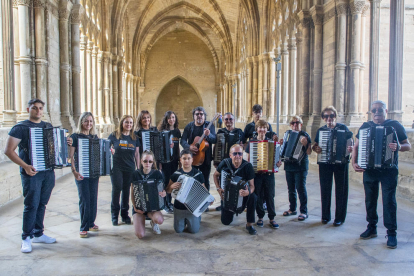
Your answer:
[0,1,413,203]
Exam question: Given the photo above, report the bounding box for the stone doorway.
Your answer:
[155,77,202,128]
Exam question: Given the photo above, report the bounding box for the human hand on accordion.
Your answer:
[300,137,308,147]
[170,182,182,190]
[217,188,224,200]
[276,161,282,167]
[159,190,167,198]
[279,139,284,145]
[312,144,322,153]
[347,145,354,153]
[388,142,399,152]
[352,162,365,173]
[24,164,37,176]
[67,137,73,147]
[134,207,145,214]
[110,147,115,155]
[272,134,278,141]
[239,187,249,197]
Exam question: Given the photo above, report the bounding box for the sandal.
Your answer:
[80,231,88,238]
[269,220,280,229]
[256,219,264,227]
[89,225,99,231]
[283,210,297,216]
[298,213,308,221]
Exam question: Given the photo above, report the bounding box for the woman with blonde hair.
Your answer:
[108,115,140,226]
[131,150,166,238]
[69,112,100,238]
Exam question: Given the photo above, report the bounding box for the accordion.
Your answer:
[249,140,281,173]
[317,129,353,164]
[213,132,240,165]
[132,179,164,212]
[280,130,306,163]
[29,127,70,171]
[142,131,173,163]
[171,175,214,217]
[357,126,398,170]
[221,171,248,214]
[75,138,112,178]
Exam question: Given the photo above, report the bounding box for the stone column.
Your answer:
[295,31,303,117]
[262,55,269,118]
[109,57,113,125]
[359,6,369,117]
[58,3,75,130]
[268,57,276,123]
[112,55,119,124]
[13,2,21,115]
[103,52,111,124]
[17,0,32,119]
[308,7,323,134]
[86,41,93,112]
[253,57,258,105]
[388,0,405,122]
[71,4,82,123]
[97,51,103,125]
[281,41,289,123]
[80,35,87,113]
[299,14,311,126]
[346,1,365,126]
[368,0,381,120]
[288,36,297,118]
[247,60,253,121]
[1,0,17,126]
[236,74,241,120]
[117,59,123,117]
[335,3,348,123]
[92,46,98,117]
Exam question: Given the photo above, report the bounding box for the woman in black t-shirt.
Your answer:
[158,111,181,213]
[131,150,166,239]
[69,112,100,238]
[135,110,158,159]
[166,149,206,233]
[108,115,140,226]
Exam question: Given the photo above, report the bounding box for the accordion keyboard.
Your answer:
[357,128,370,169]
[78,139,90,177]
[30,128,46,171]
[142,131,151,151]
[318,131,330,163]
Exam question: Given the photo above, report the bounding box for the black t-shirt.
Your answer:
[193,125,204,140]
[243,121,273,143]
[314,123,350,144]
[282,131,312,172]
[131,169,164,209]
[356,119,408,170]
[170,167,205,210]
[108,132,140,171]
[216,158,255,183]
[217,128,245,144]
[9,120,53,175]
[159,128,181,163]
[135,127,157,156]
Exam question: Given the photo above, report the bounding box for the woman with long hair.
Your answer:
[108,115,140,226]
[157,111,181,213]
[135,110,158,159]
[69,112,100,238]
[131,150,166,238]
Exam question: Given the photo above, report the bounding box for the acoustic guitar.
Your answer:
[191,113,221,166]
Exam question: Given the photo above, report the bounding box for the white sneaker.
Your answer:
[21,237,32,253]
[32,234,56,244]
[150,221,161,235]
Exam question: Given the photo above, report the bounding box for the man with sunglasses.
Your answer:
[214,144,258,235]
[352,100,411,249]
[312,106,353,226]
[214,113,244,211]
[181,106,217,193]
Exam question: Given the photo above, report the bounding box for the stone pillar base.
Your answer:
[387,111,403,123]
[305,114,322,139]
[345,114,364,127]
[279,115,289,124]
[16,112,29,122]
[2,110,17,127]
[300,115,310,129]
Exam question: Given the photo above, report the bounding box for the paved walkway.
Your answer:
[1,169,414,275]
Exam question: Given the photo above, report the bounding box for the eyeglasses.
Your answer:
[143,160,153,163]
[232,152,243,156]
[323,114,336,119]
[224,118,233,121]
[195,113,204,117]
[290,121,300,125]
[371,108,384,114]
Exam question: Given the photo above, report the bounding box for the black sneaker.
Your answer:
[386,231,397,249]
[246,225,257,235]
[360,227,377,239]
[112,219,118,226]
[122,216,132,225]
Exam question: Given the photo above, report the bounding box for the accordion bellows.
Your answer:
[280,130,306,163]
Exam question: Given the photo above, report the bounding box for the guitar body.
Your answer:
[192,136,209,166]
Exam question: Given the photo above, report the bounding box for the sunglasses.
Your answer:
[371,108,384,114]
[323,114,336,119]
[143,160,153,163]
[290,121,300,125]
[224,118,233,121]
[195,113,204,116]
[232,152,243,156]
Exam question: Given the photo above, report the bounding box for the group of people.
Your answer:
[4,98,410,254]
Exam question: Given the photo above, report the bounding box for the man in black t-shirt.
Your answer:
[243,104,273,144]
[181,106,217,192]
[213,145,258,235]
[352,100,411,249]
[5,99,58,253]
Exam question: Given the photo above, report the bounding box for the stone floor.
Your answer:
[1,169,414,276]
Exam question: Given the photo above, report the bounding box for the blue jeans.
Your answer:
[75,177,99,231]
[21,170,55,240]
[363,168,398,232]
[285,170,308,214]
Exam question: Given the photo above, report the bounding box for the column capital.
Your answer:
[71,4,84,25]
[336,3,349,16]
[59,9,71,21]
[310,5,324,25]
[16,0,31,7]
[350,1,367,15]
[33,0,45,9]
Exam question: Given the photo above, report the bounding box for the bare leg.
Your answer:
[148,211,164,225]
[133,213,146,239]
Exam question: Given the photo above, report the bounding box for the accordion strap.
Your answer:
[137,169,156,181]
[224,159,248,178]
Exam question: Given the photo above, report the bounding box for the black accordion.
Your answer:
[132,179,164,212]
[357,126,398,170]
[221,171,248,214]
[214,131,240,165]
[29,127,70,171]
[142,131,173,163]
[75,138,112,178]
[280,130,306,163]
[317,129,353,164]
